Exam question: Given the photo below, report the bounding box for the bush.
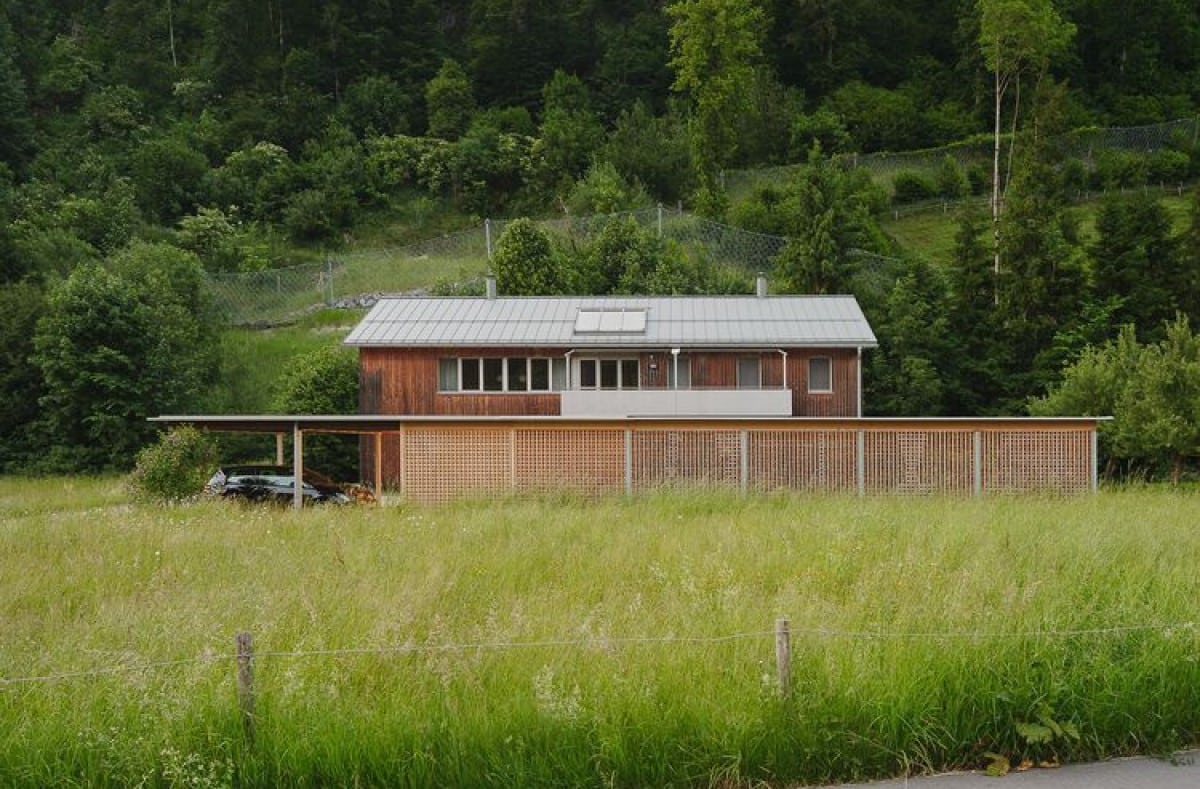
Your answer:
[1090,150,1148,190]
[967,164,991,196]
[1146,149,1191,184]
[935,155,969,200]
[127,426,218,503]
[891,171,938,204]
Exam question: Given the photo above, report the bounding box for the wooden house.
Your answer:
[344,278,877,419]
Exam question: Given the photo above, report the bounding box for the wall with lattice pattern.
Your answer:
[363,420,1097,502]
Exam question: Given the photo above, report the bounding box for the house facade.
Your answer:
[344,282,877,419]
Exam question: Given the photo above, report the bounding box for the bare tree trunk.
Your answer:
[1004,72,1021,204]
[167,0,178,68]
[992,61,1003,304]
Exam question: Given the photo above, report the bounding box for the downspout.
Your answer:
[856,347,863,418]
[777,349,788,389]
[564,349,574,390]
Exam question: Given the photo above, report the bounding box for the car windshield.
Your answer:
[222,466,340,489]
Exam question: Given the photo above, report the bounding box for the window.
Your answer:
[808,356,832,392]
[438,358,458,390]
[529,358,550,391]
[440,357,563,392]
[461,358,481,390]
[667,355,690,389]
[507,358,529,391]
[621,359,640,389]
[579,359,597,389]
[482,358,504,391]
[578,357,640,390]
[737,357,761,389]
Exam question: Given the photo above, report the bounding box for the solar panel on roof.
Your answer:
[574,308,647,334]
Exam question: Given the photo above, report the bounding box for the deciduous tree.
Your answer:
[978,0,1074,288]
[667,0,766,214]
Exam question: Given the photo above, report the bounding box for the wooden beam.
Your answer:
[292,422,303,510]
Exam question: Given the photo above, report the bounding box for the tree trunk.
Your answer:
[992,59,1003,304]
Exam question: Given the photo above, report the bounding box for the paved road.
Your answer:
[820,750,1199,788]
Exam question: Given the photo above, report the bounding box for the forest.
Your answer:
[2,0,1200,479]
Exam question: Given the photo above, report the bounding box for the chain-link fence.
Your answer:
[206,206,895,326]
[725,117,1200,195]
[209,120,1196,326]
[205,207,803,325]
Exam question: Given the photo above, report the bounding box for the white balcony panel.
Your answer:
[560,388,792,417]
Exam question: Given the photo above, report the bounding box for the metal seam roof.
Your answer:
[344,296,877,348]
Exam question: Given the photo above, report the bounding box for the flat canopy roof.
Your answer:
[151,414,1109,433]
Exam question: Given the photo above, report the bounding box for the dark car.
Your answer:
[205,465,354,505]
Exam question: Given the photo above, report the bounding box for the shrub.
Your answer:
[966,164,991,196]
[127,426,218,503]
[935,155,969,199]
[1090,150,1148,190]
[891,171,938,204]
[1146,149,1190,184]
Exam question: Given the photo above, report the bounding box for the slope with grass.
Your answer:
[2,480,1197,786]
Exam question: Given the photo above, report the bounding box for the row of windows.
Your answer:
[439,357,567,392]
[437,356,834,393]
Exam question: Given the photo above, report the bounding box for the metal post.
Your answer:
[739,430,749,494]
[325,258,334,305]
[624,429,633,496]
[972,431,983,497]
[657,202,663,237]
[1091,427,1099,493]
[856,430,865,496]
[485,219,493,261]
[856,347,863,418]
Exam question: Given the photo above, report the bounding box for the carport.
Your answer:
[152,414,1104,505]
[150,415,399,509]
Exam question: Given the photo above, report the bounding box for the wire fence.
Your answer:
[204,206,823,326]
[205,118,1199,327]
[3,619,1194,689]
[725,117,1200,194]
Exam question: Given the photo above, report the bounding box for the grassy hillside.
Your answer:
[2,480,1198,786]
[882,191,1194,266]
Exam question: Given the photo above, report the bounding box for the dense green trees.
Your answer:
[1033,318,1200,483]
[1,0,1200,478]
[31,245,217,472]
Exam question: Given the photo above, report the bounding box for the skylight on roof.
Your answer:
[574,308,647,333]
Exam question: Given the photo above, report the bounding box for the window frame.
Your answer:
[438,356,563,393]
[807,356,833,393]
[576,356,642,390]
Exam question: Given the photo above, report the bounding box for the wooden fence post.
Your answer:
[775,618,791,699]
[236,631,255,741]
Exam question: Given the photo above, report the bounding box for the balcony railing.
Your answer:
[560,387,792,417]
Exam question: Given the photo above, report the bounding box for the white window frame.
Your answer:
[439,356,563,393]
[807,356,833,393]
[576,356,641,390]
[737,356,762,390]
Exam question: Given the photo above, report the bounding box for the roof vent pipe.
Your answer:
[755,272,767,298]
[485,273,497,300]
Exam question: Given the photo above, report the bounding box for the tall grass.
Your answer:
[1,480,1197,786]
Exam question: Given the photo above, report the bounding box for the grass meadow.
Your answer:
[1,478,1198,787]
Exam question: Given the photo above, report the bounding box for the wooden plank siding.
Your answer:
[787,349,859,416]
[359,347,566,417]
[353,418,1097,502]
[359,347,861,418]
